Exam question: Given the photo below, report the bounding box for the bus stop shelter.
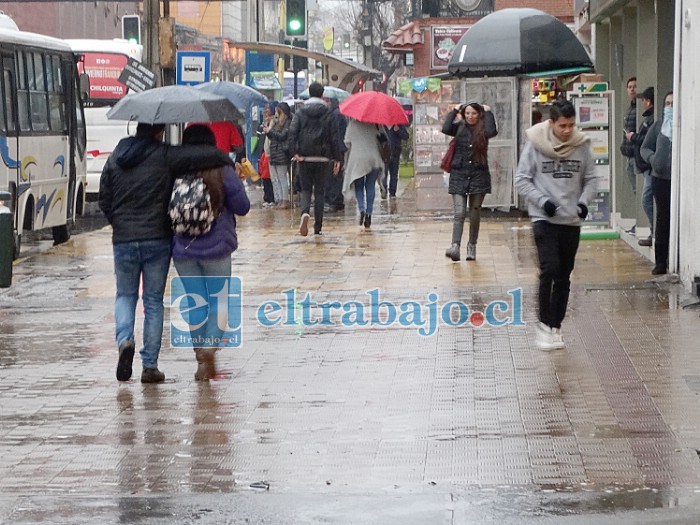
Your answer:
[228,42,380,93]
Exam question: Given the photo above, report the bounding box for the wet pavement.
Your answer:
[2,179,700,523]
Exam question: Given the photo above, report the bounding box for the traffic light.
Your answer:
[122,15,141,45]
[285,0,306,38]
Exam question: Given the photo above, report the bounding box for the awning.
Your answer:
[382,22,424,51]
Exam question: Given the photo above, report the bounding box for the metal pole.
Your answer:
[143,0,161,86]
[293,38,299,99]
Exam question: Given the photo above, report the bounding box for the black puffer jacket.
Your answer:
[632,107,654,172]
[620,101,636,158]
[441,109,498,195]
[266,118,291,166]
[99,136,231,244]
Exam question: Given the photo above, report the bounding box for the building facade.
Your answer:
[0,1,138,39]
[578,1,700,293]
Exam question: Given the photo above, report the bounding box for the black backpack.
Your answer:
[169,174,217,237]
[296,110,334,157]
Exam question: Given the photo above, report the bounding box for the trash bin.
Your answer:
[0,191,13,288]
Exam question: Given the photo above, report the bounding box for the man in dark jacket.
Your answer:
[382,124,409,198]
[620,77,637,195]
[99,123,231,384]
[626,86,654,246]
[288,82,342,236]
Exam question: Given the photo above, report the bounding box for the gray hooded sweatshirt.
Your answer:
[515,121,598,226]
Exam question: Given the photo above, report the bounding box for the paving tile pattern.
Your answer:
[2,182,700,496]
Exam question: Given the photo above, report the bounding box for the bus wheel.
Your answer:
[52,224,71,246]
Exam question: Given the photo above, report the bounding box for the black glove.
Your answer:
[543,200,557,217]
[577,203,588,219]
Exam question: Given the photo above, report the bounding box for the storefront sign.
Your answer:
[431,26,469,70]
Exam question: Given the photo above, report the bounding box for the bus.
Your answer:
[0,15,87,258]
[65,38,142,200]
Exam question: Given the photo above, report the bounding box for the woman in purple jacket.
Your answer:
[173,125,251,380]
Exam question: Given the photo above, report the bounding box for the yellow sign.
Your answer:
[322,26,334,52]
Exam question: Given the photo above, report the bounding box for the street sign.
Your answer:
[117,57,156,93]
[176,51,210,86]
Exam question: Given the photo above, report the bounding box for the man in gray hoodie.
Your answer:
[515,100,598,350]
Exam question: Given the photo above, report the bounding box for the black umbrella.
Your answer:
[448,8,593,78]
[106,85,243,124]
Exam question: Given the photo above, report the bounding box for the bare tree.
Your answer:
[311,0,411,91]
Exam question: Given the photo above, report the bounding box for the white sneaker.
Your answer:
[536,322,558,350]
[299,213,310,237]
[551,327,566,349]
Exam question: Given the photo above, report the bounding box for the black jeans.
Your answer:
[652,176,671,270]
[325,168,345,208]
[299,161,330,233]
[383,155,401,196]
[533,221,581,329]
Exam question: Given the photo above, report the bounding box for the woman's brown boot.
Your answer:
[194,348,217,381]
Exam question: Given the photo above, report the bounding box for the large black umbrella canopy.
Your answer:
[106,85,244,124]
[448,8,593,78]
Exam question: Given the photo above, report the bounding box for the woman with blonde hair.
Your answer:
[263,102,293,208]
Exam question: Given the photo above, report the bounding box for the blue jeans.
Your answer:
[173,256,232,345]
[642,170,654,234]
[354,168,381,215]
[113,239,172,370]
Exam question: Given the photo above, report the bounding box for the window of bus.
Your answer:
[16,51,30,131]
[29,52,49,131]
[16,51,65,133]
[47,55,66,131]
[1,69,14,134]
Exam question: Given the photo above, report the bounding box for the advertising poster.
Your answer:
[431,26,469,69]
[573,96,608,127]
[77,52,129,101]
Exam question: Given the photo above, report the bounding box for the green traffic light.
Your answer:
[288,19,302,32]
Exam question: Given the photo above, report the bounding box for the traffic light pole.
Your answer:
[292,38,299,99]
[143,0,161,86]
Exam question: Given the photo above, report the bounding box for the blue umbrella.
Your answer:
[194,81,268,112]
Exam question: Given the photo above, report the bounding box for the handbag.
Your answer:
[240,158,260,182]
[440,138,456,173]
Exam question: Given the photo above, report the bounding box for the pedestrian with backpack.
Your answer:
[343,119,386,230]
[171,125,251,380]
[288,82,342,236]
[626,86,655,246]
[99,123,232,384]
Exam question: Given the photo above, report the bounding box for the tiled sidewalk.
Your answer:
[1,181,700,500]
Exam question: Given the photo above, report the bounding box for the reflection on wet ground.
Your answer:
[2,180,700,523]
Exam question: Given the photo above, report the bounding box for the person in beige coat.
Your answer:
[343,118,386,229]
